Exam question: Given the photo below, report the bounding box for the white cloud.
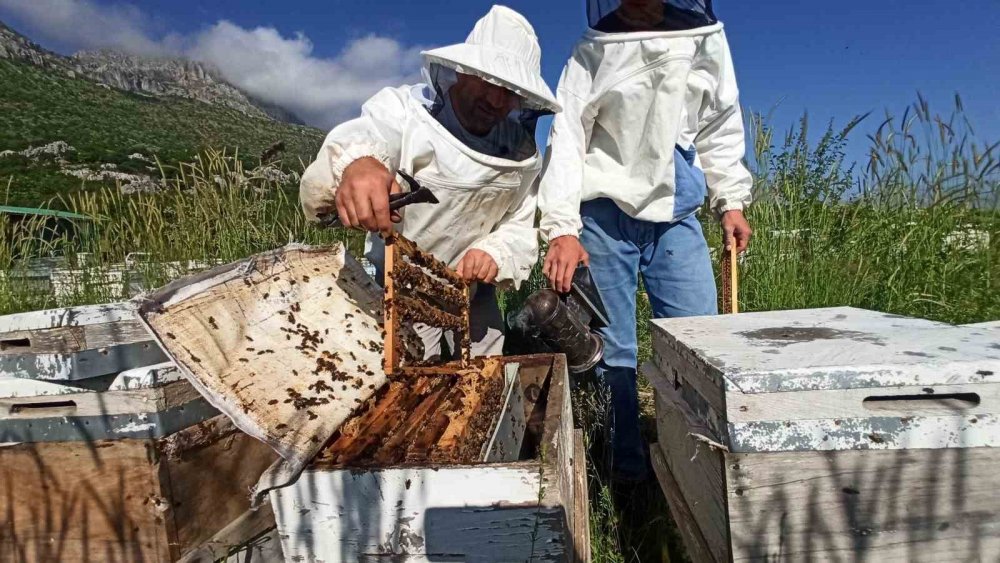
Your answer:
[189,22,424,128]
[0,0,427,128]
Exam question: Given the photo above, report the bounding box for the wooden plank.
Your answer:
[0,439,170,562]
[727,447,1000,561]
[572,429,591,563]
[432,358,502,458]
[0,303,136,333]
[654,385,730,563]
[0,320,153,356]
[721,243,739,314]
[460,283,471,366]
[274,465,568,561]
[538,353,576,551]
[650,445,719,563]
[723,382,1000,452]
[220,525,284,563]
[728,382,1000,423]
[649,307,1000,394]
[0,340,168,381]
[371,379,452,465]
[0,380,203,420]
[384,236,398,374]
[649,331,728,430]
[177,504,277,563]
[160,416,279,559]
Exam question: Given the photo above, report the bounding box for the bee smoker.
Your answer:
[508,266,609,374]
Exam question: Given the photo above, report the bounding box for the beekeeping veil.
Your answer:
[420,5,560,161]
[589,0,717,32]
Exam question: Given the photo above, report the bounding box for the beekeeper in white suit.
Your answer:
[300,5,559,359]
[538,0,753,480]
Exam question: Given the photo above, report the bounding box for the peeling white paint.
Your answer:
[114,420,157,433]
[729,414,1000,453]
[271,465,565,562]
[650,307,1000,454]
[651,307,1000,395]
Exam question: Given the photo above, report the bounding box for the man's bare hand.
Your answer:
[543,235,589,294]
[456,249,499,284]
[335,157,402,235]
[721,210,752,253]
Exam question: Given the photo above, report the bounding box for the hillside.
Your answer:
[0,21,324,207]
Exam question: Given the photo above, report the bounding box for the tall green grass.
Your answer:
[730,94,998,324]
[0,150,362,314]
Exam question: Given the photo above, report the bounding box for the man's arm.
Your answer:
[459,170,540,289]
[300,87,408,234]
[538,58,597,293]
[694,31,753,253]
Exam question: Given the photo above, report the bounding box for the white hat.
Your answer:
[421,5,561,113]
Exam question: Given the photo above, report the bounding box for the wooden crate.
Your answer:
[0,304,279,561]
[644,307,1000,562]
[0,302,167,381]
[0,413,277,562]
[271,354,590,563]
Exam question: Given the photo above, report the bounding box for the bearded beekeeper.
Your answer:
[300,5,559,360]
[538,0,753,479]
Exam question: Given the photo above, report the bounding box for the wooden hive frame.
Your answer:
[720,244,739,314]
[383,234,471,375]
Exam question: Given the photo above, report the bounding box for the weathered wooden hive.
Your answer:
[644,307,1000,562]
[0,303,277,562]
[138,242,590,563]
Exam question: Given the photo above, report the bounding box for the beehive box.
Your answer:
[644,307,1000,562]
[0,302,166,381]
[136,243,590,562]
[271,354,590,563]
[0,304,278,562]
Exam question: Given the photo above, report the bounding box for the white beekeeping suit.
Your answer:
[539,0,752,241]
[301,5,559,290]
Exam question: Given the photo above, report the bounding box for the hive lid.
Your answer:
[136,243,385,504]
[650,307,1000,394]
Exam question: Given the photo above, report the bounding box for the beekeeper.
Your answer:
[538,0,753,479]
[300,5,559,359]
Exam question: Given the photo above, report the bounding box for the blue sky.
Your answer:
[3,0,998,166]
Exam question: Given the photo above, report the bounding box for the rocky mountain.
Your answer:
[0,20,303,124]
[0,20,323,206]
[0,19,68,71]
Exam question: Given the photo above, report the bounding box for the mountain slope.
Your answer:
[0,56,324,206]
[0,19,326,206]
[70,50,305,125]
[0,20,303,124]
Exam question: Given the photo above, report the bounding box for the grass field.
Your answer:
[1,96,997,560]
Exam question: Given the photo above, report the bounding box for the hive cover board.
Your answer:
[137,243,386,501]
[652,306,1000,394]
[650,307,1000,452]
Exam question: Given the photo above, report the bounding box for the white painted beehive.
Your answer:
[644,307,1000,562]
[270,355,590,563]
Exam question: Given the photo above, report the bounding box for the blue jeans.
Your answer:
[581,198,717,479]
